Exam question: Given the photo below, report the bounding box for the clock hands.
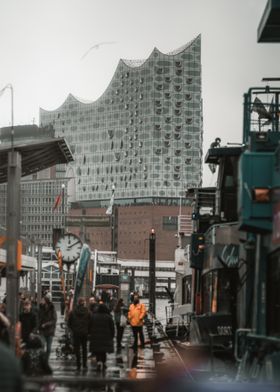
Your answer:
[67,240,82,249]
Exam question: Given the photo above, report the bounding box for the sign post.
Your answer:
[149,229,156,315]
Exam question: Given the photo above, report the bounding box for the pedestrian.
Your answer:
[38,296,57,360]
[19,299,37,347]
[129,291,134,303]
[0,303,10,345]
[89,303,115,372]
[127,295,146,352]
[18,292,25,314]
[101,290,110,306]
[0,342,23,391]
[68,297,91,372]
[89,296,99,314]
[30,295,39,318]
[114,298,127,351]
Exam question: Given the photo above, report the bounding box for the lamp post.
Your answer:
[111,184,115,252]
[149,228,156,315]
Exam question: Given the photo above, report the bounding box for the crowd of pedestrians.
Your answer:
[66,290,147,372]
[0,288,147,384]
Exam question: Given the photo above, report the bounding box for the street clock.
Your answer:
[55,233,83,264]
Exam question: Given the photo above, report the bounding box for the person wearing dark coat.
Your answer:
[68,297,91,371]
[19,299,37,347]
[38,296,57,360]
[88,296,99,314]
[89,303,115,371]
[0,303,10,346]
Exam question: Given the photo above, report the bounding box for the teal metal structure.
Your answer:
[237,86,280,382]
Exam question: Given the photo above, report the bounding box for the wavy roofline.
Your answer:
[40,35,201,114]
[40,93,94,113]
[121,34,200,69]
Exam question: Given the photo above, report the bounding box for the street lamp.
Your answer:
[0,84,14,147]
[111,184,116,252]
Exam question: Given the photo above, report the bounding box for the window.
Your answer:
[162,216,178,231]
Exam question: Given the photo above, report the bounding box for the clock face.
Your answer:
[55,233,83,264]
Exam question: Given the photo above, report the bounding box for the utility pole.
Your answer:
[37,243,42,305]
[110,185,116,252]
[149,228,156,315]
[6,150,21,349]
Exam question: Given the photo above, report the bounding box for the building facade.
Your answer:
[67,203,192,261]
[0,37,202,256]
[40,36,202,204]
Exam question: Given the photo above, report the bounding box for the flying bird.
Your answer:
[81,41,117,60]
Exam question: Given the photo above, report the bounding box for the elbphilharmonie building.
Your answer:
[40,35,202,203]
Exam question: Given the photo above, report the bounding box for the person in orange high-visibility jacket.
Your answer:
[127,295,146,352]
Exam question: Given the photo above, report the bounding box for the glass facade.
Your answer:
[0,177,67,246]
[40,36,203,202]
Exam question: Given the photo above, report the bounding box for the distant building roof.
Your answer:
[0,124,55,144]
[0,125,73,183]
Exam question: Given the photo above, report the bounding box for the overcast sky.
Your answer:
[0,0,279,185]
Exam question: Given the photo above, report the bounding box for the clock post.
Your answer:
[55,232,83,300]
